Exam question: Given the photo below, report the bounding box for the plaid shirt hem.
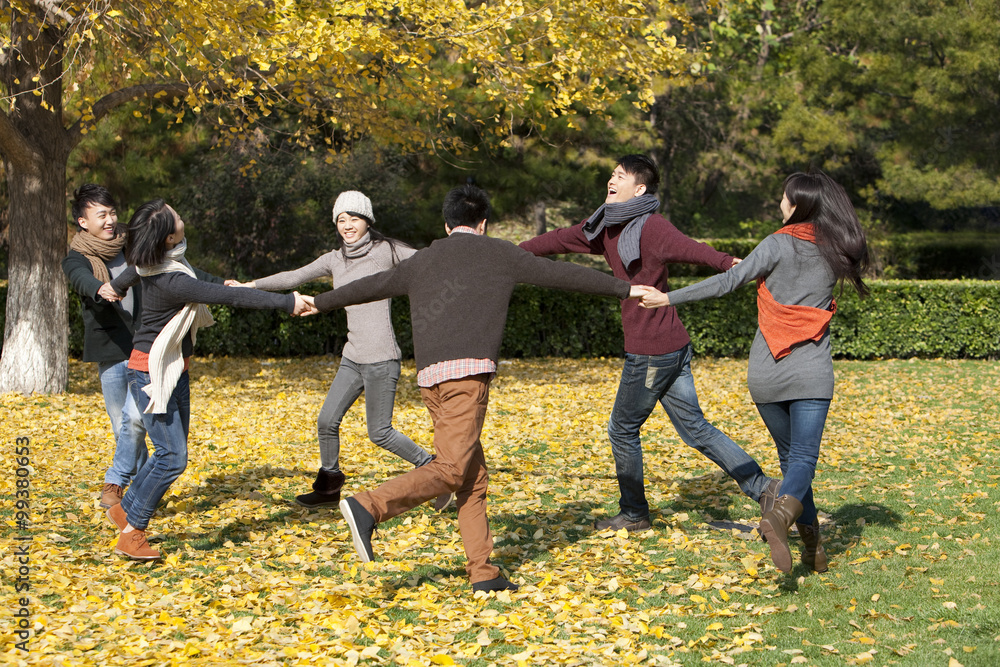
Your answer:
[417,358,496,388]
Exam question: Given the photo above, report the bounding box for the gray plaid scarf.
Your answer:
[582,194,660,269]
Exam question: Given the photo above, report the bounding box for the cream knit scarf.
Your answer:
[136,240,215,413]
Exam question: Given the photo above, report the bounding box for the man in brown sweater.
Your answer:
[305,184,643,593]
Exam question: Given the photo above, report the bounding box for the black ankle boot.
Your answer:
[295,469,346,508]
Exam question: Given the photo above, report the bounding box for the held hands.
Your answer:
[291,292,319,317]
[97,283,121,302]
[225,279,256,288]
[731,257,742,268]
[628,284,652,299]
[637,286,670,309]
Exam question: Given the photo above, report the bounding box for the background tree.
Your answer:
[647,0,999,235]
[0,0,693,394]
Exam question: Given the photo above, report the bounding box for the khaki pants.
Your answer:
[354,374,499,583]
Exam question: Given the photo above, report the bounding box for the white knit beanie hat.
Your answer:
[332,191,375,224]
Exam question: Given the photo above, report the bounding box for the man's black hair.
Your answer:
[71,184,117,226]
[616,155,660,196]
[442,184,491,230]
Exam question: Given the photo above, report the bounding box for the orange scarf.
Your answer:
[756,224,836,360]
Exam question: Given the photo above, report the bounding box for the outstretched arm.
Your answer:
[109,265,140,297]
[312,265,407,312]
[163,273,297,313]
[248,252,335,291]
[62,253,104,301]
[645,219,737,271]
[643,237,779,308]
[519,222,603,257]
[513,248,630,299]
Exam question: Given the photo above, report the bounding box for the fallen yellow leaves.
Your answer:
[1,356,998,665]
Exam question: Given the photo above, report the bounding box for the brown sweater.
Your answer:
[313,233,631,372]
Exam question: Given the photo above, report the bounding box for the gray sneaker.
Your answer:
[594,513,652,532]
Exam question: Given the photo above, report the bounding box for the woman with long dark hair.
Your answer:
[240,191,446,510]
[107,200,309,560]
[638,172,869,573]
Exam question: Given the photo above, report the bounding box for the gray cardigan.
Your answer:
[667,233,837,404]
[254,241,416,364]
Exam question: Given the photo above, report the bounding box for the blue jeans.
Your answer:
[607,345,771,520]
[98,360,149,488]
[755,399,830,525]
[120,369,190,530]
[316,358,431,471]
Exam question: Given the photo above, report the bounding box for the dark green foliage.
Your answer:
[24,279,997,362]
[500,286,626,358]
[670,233,1000,280]
[169,142,425,279]
[830,280,1000,359]
[869,232,1000,279]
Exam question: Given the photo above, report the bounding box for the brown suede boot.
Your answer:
[114,529,161,561]
[796,519,828,573]
[759,495,803,572]
[295,469,346,508]
[100,483,124,509]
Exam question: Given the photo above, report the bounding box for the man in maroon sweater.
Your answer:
[305,184,642,593]
[520,155,780,531]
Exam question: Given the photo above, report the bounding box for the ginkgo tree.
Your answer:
[0,0,694,394]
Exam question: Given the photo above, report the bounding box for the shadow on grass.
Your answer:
[162,464,346,512]
[180,507,299,552]
[488,500,601,573]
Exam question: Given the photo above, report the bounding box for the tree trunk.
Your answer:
[0,161,69,393]
[532,200,547,236]
[650,92,673,220]
[0,7,71,393]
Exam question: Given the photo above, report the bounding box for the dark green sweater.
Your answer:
[62,249,140,363]
[314,233,631,372]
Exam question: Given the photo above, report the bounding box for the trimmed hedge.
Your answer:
[678,279,1000,359]
[2,279,998,361]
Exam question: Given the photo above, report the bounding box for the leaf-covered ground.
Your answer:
[2,357,998,666]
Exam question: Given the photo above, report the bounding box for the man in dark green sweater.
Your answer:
[62,185,150,510]
[306,184,644,593]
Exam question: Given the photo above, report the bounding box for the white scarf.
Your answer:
[136,240,215,413]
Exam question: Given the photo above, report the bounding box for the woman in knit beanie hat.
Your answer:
[239,192,451,510]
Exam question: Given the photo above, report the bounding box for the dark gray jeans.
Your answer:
[317,358,431,471]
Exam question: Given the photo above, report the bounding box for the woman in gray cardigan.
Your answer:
[242,191,441,509]
[639,173,869,574]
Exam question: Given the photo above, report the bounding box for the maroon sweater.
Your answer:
[313,233,631,372]
[520,215,735,355]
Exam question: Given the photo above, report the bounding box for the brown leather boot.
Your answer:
[759,495,803,572]
[796,519,828,573]
[757,478,781,520]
